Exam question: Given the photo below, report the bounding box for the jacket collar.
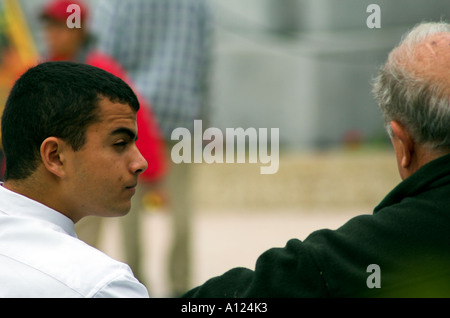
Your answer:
[374,153,450,213]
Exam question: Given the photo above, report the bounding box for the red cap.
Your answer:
[41,0,89,23]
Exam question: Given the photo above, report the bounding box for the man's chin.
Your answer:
[94,203,132,218]
[115,205,132,217]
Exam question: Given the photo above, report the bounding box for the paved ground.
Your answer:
[97,148,401,297]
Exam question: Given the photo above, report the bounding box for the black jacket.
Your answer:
[184,153,450,297]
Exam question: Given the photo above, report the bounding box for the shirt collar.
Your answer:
[0,183,77,238]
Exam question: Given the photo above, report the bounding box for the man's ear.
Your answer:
[390,121,415,169]
[40,137,67,178]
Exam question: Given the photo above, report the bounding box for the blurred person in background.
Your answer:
[39,0,168,287]
[91,0,213,296]
[183,21,450,297]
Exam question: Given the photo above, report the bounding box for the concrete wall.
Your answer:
[212,0,450,32]
[209,0,450,149]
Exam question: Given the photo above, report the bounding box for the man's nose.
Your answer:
[131,147,148,176]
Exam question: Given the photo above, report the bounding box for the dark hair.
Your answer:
[1,61,140,180]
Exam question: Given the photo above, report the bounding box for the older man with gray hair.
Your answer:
[183,21,450,298]
[374,22,450,179]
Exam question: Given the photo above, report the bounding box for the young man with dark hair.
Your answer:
[0,61,149,297]
[38,1,167,286]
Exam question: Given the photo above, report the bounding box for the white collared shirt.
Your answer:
[0,184,149,298]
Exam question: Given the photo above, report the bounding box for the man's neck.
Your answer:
[3,178,43,207]
[3,177,79,223]
[400,146,450,180]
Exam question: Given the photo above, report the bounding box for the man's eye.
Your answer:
[114,141,128,147]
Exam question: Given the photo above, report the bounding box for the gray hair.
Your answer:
[372,21,450,151]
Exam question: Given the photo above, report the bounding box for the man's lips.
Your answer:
[125,183,137,194]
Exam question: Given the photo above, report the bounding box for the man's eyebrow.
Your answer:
[110,127,138,141]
